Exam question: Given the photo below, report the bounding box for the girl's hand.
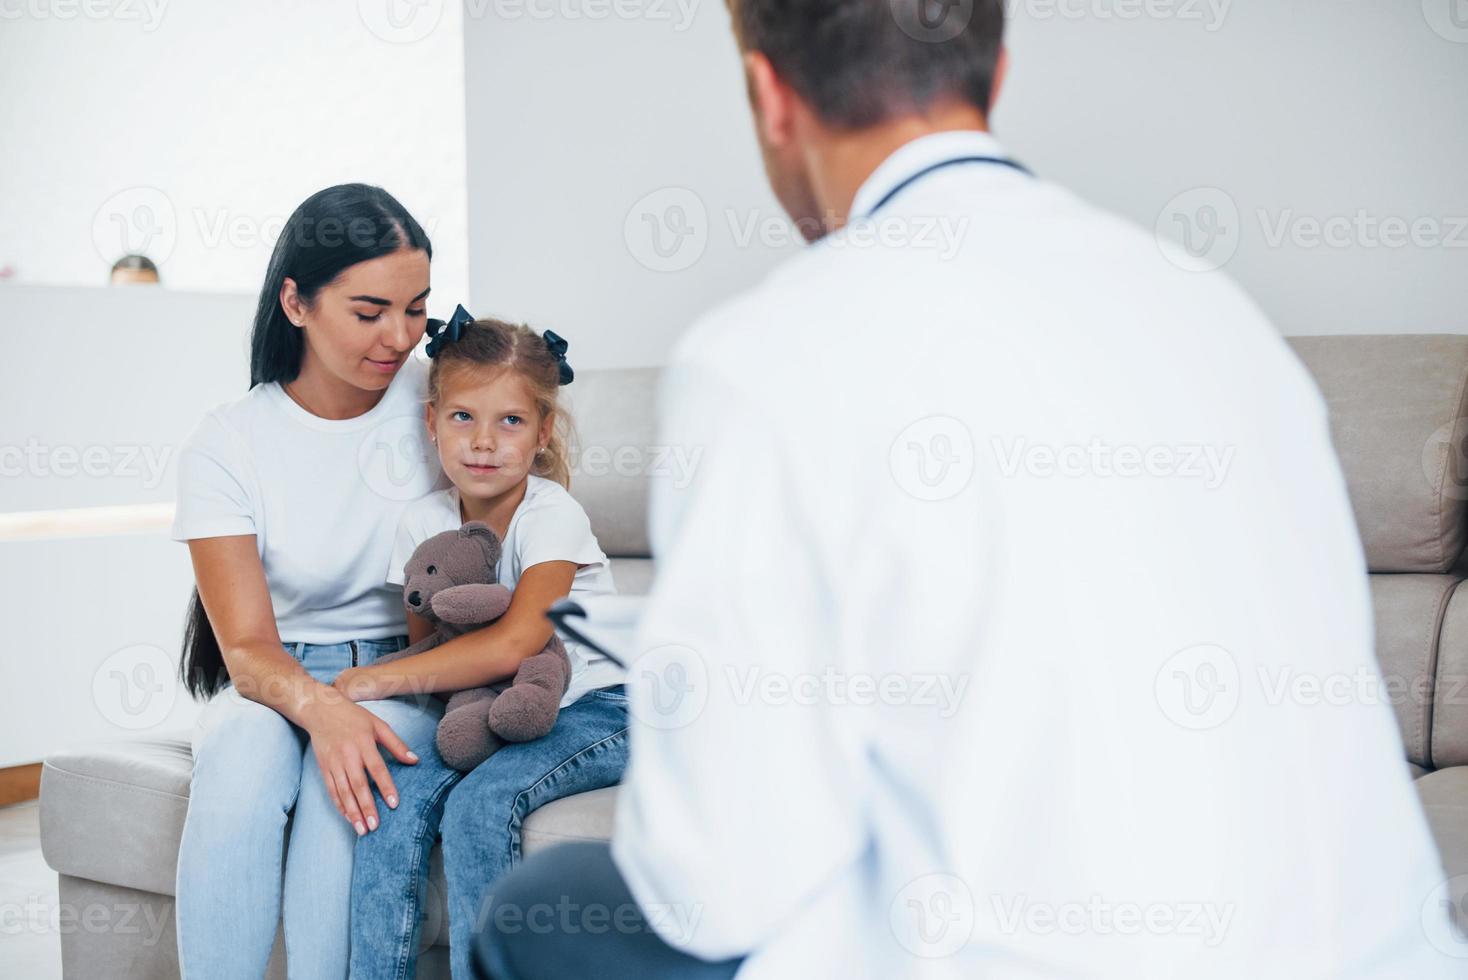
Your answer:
[332,666,379,702]
[302,694,418,835]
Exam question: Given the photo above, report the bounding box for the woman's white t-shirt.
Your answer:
[171,356,446,644]
[387,477,622,707]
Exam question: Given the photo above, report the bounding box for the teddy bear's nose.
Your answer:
[407,590,422,607]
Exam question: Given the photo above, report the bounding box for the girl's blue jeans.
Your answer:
[349,685,631,980]
[175,635,443,980]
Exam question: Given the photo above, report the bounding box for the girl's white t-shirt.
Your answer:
[386,477,623,707]
[170,356,447,644]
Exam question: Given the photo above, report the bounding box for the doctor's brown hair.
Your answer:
[727,0,1006,129]
[427,318,576,490]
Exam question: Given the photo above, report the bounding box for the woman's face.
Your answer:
[282,246,431,391]
[427,367,553,501]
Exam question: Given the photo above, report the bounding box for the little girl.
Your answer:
[332,309,628,980]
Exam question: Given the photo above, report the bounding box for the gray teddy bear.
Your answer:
[373,522,571,771]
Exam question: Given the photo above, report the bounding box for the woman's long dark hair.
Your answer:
[180,184,433,700]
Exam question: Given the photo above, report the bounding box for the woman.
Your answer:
[172,183,445,978]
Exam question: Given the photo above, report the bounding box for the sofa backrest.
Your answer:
[562,367,662,559]
[573,343,1468,769]
[1289,335,1468,574]
[1290,335,1468,770]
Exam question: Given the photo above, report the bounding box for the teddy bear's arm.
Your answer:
[430,583,514,625]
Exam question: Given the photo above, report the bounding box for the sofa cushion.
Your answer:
[40,734,190,897]
[564,368,662,559]
[1432,581,1468,768]
[1290,335,1468,573]
[610,556,654,596]
[40,732,618,949]
[1370,573,1458,769]
[1416,767,1468,885]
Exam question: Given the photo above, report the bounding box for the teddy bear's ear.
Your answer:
[459,521,500,543]
[459,522,503,569]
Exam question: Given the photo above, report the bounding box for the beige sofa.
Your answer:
[39,342,1468,976]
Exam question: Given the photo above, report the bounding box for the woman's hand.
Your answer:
[302,693,418,835]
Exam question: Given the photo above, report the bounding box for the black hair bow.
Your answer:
[543,330,574,385]
[425,304,474,359]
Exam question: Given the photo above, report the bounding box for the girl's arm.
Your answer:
[342,560,578,699]
[188,536,418,834]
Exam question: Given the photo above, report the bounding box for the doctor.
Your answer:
[475,1,1456,977]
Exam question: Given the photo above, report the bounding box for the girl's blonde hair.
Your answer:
[426,318,576,488]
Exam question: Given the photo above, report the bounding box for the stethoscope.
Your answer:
[860,154,1033,220]
[547,599,629,668]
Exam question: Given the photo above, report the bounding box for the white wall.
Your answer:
[0,284,256,766]
[996,0,1468,338]
[463,0,796,369]
[462,1,1467,360]
[0,0,472,306]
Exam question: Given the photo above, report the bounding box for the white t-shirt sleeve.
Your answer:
[385,510,420,588]
[170,414,256,541]
[514,493,608,574]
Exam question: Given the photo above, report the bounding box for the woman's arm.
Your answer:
[188,536,418,834]
[342,560,578,699]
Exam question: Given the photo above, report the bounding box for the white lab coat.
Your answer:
[611,132,1457,978]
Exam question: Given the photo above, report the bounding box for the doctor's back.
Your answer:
[613,2,1456,977]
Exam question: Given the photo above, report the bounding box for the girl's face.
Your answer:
[281,247,431,391]
[427,367,554,501]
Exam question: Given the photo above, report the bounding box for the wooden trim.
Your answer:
[0,502,175,543]
[0,763,42,807]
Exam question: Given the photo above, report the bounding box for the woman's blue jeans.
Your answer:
[176,635,444,980]
[349,685,631,980]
